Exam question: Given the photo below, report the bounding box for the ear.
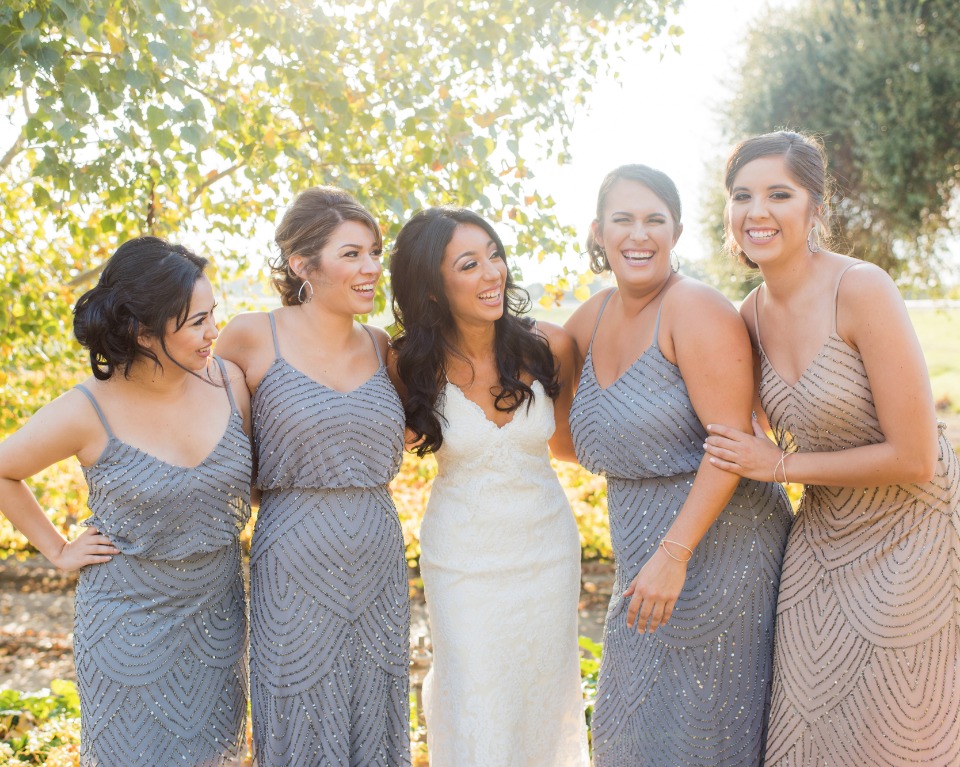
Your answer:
[591,219,603,249]
[672,221,684,247]
[288,254,306,280]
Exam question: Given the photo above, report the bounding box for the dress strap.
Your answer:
[752,284,765,350]
[589,289,618,349]
[832,261,864,335]
[267,312,282,359]
[74,384,115,439]
[213,356,239,414]
[360,324,384,367]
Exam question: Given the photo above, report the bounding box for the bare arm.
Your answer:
[624,282,756,634]
[537,322,578,463]
[215,312,271,395]
[705,265,938,486]
[0,391,119,570]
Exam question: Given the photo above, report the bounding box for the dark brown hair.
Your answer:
[270,186,382,305]
[723,130,832,267]
[586,164,682,274]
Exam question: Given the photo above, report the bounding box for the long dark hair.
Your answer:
[73,236,208,380]
[390,207,559,456]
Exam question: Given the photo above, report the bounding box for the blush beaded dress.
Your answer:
[73,358,252,767]
[755,266,960,766]
[249,314,409,766]
[569,291,794,767]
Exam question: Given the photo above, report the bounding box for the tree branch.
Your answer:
[0,130,24,174]
[187,161,246,205]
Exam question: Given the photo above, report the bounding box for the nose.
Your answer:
[482,258,501,281]
[206,318,219,341]
[747,197,769,219]
[360,253,381,275]
[630,222,647,241]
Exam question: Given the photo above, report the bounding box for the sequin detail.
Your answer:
[569,302,793,767]
[759,330,960,766]
[73,363,252,767]
[249,318,409,766]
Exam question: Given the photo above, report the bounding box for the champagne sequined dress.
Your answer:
[756,268,960,766]
[569,292,793,767]
[249,314,409,766]
[73,358,252,767]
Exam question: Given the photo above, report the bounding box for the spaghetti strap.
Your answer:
[832,261,863,334]
[360,324,384,367]
[267,312,282,359]
[75,384,115,439]
[589,289,618,349]
[214,356,239,414]
[752,285,766,350]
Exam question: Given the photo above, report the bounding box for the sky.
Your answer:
[524,0,796,279]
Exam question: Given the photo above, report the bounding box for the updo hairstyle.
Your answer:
[270,186,382,305]
[723,130,832,267]
[73,236,208,380]
[586,164,683,274]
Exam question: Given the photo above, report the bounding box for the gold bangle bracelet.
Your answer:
[660,538,693,563]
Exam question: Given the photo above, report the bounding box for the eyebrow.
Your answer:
[186,303,217,321]
[732,183,797,193]
[610,210,666,217]
[453,239,497,264]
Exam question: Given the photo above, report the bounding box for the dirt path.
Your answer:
[0,556,613,692]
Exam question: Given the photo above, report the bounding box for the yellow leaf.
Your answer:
[107,33,125,54]
[263,127,276,147]
[574,285,591,302]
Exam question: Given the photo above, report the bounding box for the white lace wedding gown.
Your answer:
[420,381,589,767]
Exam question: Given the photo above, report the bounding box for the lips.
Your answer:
[746,228,778,241]
[477,288,502,305]
[351,282,376,296]
[622,249,654,263]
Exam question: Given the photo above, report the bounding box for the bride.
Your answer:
[389,207,589,766]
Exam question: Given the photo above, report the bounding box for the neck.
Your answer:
[617,273,676,319]
[446,318,497,364]
[757,249,820,303]
[297,300,358,346]
[123,358,198,399]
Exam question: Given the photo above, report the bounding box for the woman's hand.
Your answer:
[50,526,119,571]
[704,420,782,482]
[624,547,688,633]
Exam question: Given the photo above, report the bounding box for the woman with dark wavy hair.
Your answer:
[389,207,589,766]
[0,236,253,766]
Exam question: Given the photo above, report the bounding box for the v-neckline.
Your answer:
[446,380,541,431]
[759,333,841,389]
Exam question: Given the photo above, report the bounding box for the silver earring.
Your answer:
[297,279,314,304]
[671,250,680,273]
[807,226,821,254]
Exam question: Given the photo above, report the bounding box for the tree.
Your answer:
[0,0,683,427]
[713,0,960,292]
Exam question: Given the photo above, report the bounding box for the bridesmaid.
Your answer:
[564,165,793,766]
[0,237,252,766]
[216,187,409,766]
[705,130,960,766]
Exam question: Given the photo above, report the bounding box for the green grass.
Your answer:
[909,307,960,412]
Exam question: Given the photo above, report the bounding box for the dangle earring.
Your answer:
[670,250,681,273]
[806,225,821,254]
[297,279,314,304]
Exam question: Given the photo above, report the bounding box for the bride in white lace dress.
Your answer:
[389,208,589,766]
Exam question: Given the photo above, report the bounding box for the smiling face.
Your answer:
[439,223,508,328]
[593,178,682,291]
[291,219,383,316]
[150,275,219,372]
[727,154,817,266]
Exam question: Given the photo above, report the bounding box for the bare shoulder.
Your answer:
[664,277,741,325]
[216,357,249,390]
[218,310,273,344]
[363,323,391,359]
[533,320,575,356]
[738,285,762,337]
[837,258,901,306]
[563,286,615,348]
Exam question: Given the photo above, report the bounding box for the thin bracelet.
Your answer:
[781,451,791,485]
[660,539,693,563]
[774,449,787,484]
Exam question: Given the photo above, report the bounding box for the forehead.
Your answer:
[187,275,214,308]
[732,154,798,187]
[327,219,378,247]
[604,178,670,214]
[442,223,494,263]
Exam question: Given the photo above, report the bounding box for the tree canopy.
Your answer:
[0,0,682,425]
[717,0,960,290]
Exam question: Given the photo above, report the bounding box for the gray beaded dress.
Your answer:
[73,358,252,767]
[756,269,960,766]
[249,315,409,766]
[569,292,793,767]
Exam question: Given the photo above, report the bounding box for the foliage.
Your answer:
[578,635,603,738]
[0,681,80,766]
[0,0,682,424]
[712,0,960,294]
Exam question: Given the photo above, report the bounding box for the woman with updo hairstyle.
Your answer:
[389,207,589,766]
[563,164,792,766]
[0,236,253,766]
[216,186,410,766]
[704,130,960,766]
